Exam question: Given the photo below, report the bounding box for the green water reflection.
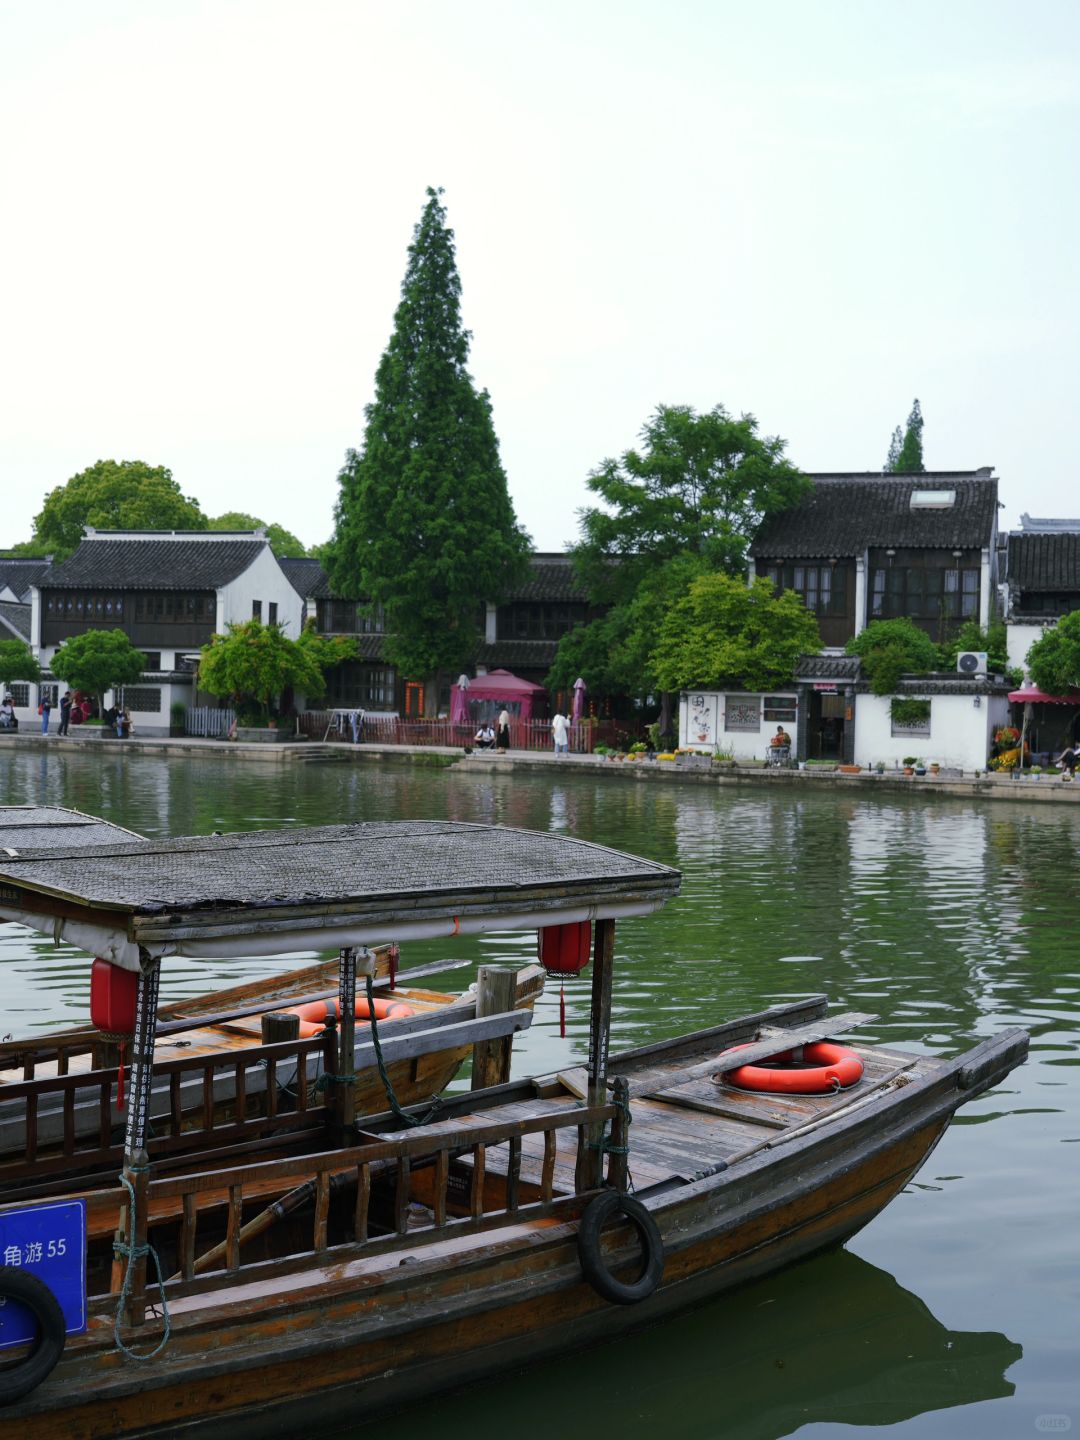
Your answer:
[1,749,1074,1439]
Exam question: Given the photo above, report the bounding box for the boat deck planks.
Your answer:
[466,1042,943,1196]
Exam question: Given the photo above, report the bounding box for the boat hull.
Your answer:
[7,1051,984,1440]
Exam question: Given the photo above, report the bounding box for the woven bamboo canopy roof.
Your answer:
[0,805,143,854]
[0,820,681,970]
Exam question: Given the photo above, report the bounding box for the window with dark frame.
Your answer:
[252,600,262,621]
[871,567,979,621]
[763,695,797,722]
[268,602,278,625]
[766,565,846,616]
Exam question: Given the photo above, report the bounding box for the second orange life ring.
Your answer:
[287,996,416,1039]
[718,1041,863,1095]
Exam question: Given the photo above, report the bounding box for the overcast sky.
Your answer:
[2,0,1078,553]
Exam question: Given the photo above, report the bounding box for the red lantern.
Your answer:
[90,958,138,1110]
[538,921,592,975]
[538,922,592,1037]
[90,957,138,1035]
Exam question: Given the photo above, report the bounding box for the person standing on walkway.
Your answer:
[552,710,569,756]
[39,692,52,735]
[58,691,72,737]
[496,708,511,753]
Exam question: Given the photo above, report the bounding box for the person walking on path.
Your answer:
[496,708,511,753]
[39,693,52,736]
[552,711,569,756]
[58,691,72,736]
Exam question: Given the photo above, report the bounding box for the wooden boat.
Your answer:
[0,807,543,1163]
[0,818,1028,1436]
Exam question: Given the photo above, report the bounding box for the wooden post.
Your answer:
[606,1074,630,1192]
[261,1011,301,1045]
[577,918,615,1193]
[337,947,358,1135]
[471,966,518,1091]
[121,948,160,1327]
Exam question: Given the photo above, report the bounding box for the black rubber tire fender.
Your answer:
[577,1190,664,1305]
[0,1267,66,1406]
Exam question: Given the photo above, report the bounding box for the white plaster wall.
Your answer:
[854,692,1000,771]
[1007,621,1048,673]
[679,690,797,760]
[219,548,304,636]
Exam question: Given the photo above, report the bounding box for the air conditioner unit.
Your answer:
[956,651,988,676]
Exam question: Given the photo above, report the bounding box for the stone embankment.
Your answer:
[3,731,1077,803]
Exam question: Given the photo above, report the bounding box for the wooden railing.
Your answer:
[297,711,624,753]
[152,1100,619,1289]
[0,1032,335,1188]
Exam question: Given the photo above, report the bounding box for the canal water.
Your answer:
[1,748,1076,1439]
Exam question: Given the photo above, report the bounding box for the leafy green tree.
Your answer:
[845,617,939,695]
[0,639,41,689]
[1026,612,1080,694]
[551,403,808,729]
[208,511,308,559]
[329,187,530,679]
[938,619,1008,674]
[547,554,707,698]
[50,629,146,717]
[652,573,821,693]
[32,461,206,559]
[573,404,808,603]
[198,619,329,721]
[893,399,925,474]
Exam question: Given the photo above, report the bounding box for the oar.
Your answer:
[154,958,472,1037]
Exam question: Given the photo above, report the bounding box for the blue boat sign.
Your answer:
[0,1199,87,1347]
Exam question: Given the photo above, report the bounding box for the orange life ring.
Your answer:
[287,996,416,1039]
[718,1041,863,1095]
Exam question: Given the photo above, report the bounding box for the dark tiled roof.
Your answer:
[356,635,387,661]
[793,654,861,681]
[279,557,328,598]
[0,601,31,641]
[0,558,53,600]
[1006,532,1080,593]
[752,474,998,558]
[506,554,589,603]
[476,639,559,671]
[42,537,267,590]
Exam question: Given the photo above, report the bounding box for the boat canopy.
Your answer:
[0,819,681,971]
[0,805,143,853]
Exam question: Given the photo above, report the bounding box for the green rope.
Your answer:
[362,973,443,1129]
[113,1169,171,1361]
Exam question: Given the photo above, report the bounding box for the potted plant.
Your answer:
[914,759,927,776]
[929,761,940,776]
[903,756,917,776]
[875,761,885,775]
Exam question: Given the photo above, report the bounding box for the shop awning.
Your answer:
[1007,687,1080,705]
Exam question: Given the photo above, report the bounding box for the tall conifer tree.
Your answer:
[893,399,925,474]
[884,425,903,472]
[330,188,530,677]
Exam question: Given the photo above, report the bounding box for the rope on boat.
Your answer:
[113,1168,172,1361]
[362,973,443,1129]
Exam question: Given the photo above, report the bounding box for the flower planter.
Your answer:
[837,764,862,775]
[235,726,290,744]
[903,767,915,776]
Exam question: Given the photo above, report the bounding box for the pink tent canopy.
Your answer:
[450,669,547,720]
[1008,687,1080,704]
